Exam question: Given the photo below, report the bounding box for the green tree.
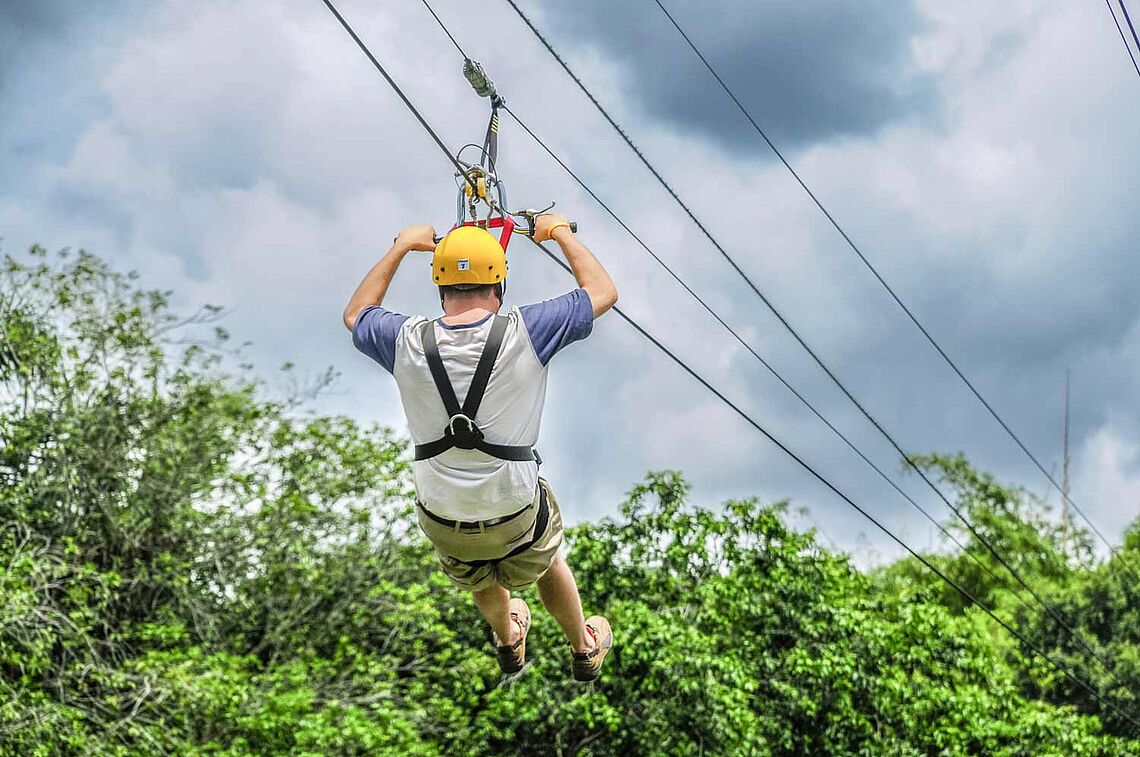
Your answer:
[0,248,435,754]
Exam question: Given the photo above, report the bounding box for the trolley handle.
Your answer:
[426,220,577,245]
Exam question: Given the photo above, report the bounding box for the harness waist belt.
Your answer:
[445,484,550,568]
[417,500,531,531]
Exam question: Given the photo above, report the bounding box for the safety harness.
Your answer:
[412,315,540,464]
[414,314,547,566]
[405,58,561,564]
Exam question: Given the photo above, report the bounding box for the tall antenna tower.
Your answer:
[1062,369,1071,551]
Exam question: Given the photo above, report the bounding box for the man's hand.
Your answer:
[394,224,437,252]
[532,213,572,243]
[535,212,618,319]
[343,225,435,331]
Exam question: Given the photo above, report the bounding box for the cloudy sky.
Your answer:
[3,0,1139,564]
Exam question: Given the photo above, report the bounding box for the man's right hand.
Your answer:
[532,213,573,243]
[532,212,617,318]
[395,224,437,252]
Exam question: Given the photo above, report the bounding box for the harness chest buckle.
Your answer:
[446,413,484,449]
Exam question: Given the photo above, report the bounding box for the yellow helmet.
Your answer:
[431,226,507,287]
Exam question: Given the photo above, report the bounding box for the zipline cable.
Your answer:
[316,0,1140,729]
[502,0,1140,585]
[1107,0,1140,79]
[654,0,1140,572]
[417,0,1135,696]
[421,0,1140,706]
[316,0,482,200]
[1119,0,1140,72]
[1122,0,1140,54]
[418,0,465,57]
[502,106,1130,690]
[421,0,1140,678]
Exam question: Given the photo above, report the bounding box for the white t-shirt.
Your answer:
[352,289,593,520]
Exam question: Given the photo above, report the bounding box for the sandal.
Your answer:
[493,598,531,675]
[571,615,613,682]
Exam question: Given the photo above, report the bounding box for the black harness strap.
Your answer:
[414,316,539,463]
[460,314,504,420]
[421,319,463,417]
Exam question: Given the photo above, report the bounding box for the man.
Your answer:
[342,214,618,680]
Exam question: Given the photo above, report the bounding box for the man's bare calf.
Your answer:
[472,555,595,653]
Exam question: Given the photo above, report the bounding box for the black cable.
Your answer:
[421,0,1135,702]
[654,0,1140,577]
[526,241,1139,732]
[503,0,1140,585]
[1108,0,1140,78]
[1119,0,1140,73]
[319,0,463,178]
[318,0,1140,728]
[418,0,467,57]
[493,0,1140,637]
[317,0,483,200]
[502,107,1131,690]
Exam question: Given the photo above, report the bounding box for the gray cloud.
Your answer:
[0,0,127,84]
[0,0,141,193]
[0,1,70,70]
[532,0,939,151]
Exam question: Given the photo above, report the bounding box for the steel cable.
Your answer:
[502,0,1140,586]
[317,0,1140,730]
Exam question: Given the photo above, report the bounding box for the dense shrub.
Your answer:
[2,248,1138,755]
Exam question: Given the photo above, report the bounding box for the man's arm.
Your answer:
[533,214,618,319]
[342,224,436,331]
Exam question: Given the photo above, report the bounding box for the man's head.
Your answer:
[432,226,507,312]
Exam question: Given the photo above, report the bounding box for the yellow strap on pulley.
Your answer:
[463,169,488,201]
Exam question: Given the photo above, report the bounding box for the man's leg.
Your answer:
[536,553,595,653]
[472,582,519,645]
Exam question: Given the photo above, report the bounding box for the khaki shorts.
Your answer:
[416,478,564,592]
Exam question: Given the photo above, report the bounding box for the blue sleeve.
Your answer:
[352,306,410,373]
[519,289,594,366]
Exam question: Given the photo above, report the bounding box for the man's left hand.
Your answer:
[532,213,572,243]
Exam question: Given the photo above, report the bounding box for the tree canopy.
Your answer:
[2,247,1139,755]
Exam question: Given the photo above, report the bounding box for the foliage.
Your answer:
[2,247,1139,755]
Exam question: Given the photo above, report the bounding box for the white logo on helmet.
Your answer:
[457,258,471,271]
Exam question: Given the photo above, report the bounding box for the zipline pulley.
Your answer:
[463,58,503,107]
[435,58,575,247]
